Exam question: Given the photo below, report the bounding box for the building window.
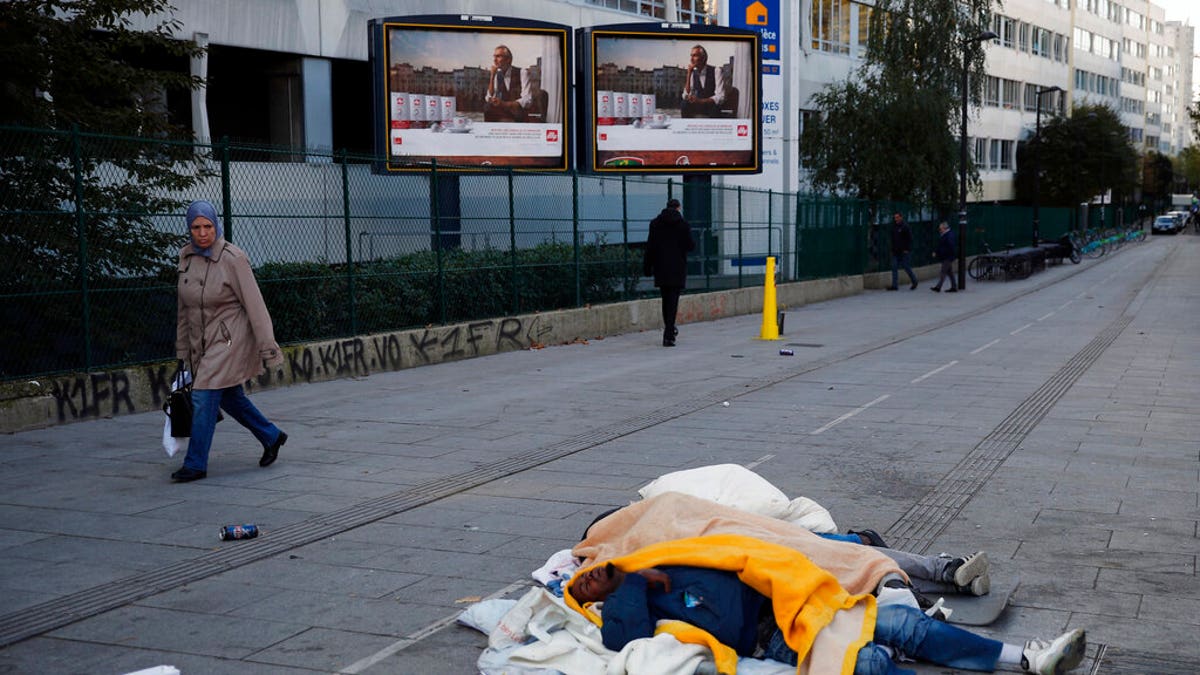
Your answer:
[582,0,680,19]
[974,137,987,170]
[1020,23,1031,52]
[984,76,1000,107]
[1000,140,1014,170]
[812,0,852,55]
[857,4,872,50]
[1002,79,1020,109]
[989,138,1002,171]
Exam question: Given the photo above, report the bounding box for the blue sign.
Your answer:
[729,0,779,62]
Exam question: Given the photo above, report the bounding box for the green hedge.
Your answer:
[257,240,644,343]
[0,240,643,379]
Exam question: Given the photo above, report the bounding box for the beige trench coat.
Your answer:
[176,239,284,390]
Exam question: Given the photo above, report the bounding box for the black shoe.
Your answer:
[847,528,889,548]
[662,338,675,347]
[260,431,287,467]
[171,466,207,482]
[885,286,898,291]
[946,288,958,293]
[930,287,941,292]
[910,282,918,290]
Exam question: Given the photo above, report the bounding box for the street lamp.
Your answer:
[1031,85,1062,247]
[958,29,998,291]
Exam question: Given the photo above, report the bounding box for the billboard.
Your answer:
[578,23,761,174]
[370,15,571,172]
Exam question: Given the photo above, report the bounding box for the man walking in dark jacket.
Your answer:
[930,222,958,292]
[888,212,918,291]
[644,198,695,346]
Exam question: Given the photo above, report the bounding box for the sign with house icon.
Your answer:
[730,0,779,62]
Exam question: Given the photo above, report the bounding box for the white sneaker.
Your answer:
[1022,628,1086,674]
[950,551,989,590]
[966,572,990,596]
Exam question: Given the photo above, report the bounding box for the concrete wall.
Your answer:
[0,274,869,434]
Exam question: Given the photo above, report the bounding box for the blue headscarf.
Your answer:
[185,199,224,257]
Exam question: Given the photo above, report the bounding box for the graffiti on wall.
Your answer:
[48,315,551,423]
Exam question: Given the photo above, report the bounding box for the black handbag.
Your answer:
[163,361,221,438]
[164,386,194,438]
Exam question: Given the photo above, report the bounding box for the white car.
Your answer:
[1152,214,1182,234]
[1167,211,1191,232]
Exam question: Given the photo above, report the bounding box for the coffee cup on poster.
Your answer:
[446,115,473,133]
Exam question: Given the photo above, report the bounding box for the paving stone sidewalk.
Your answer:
[0,235,1196,674]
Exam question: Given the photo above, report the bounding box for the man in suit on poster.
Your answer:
[484,44,532,122]
[680,45,725,118]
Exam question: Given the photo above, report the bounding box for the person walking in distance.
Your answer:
[887,212,918,291]
[643,198,695,347]
[930,221,958,293]
[172,200,288,482]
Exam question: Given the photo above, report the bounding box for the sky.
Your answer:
[1156,0,1198,29]
[1156,0,1200,103]
[387,29,555,71]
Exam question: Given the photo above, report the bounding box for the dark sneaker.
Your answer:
[946,288,958,293]
[910,282,918,290]
[930,287,941,292]
[847,528,889,548]
[885,286,898,291]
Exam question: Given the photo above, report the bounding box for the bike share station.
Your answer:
[967,204,1143,282]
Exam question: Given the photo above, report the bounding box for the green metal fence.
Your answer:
[1,125,1083,380]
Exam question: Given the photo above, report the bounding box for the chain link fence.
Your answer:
[1,125,1085,380]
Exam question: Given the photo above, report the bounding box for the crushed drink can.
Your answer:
[779,349,794,356]
[219,524,259,540]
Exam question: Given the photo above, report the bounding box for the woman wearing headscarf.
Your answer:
[172,200,287,482]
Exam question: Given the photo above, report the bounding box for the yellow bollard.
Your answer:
[759,256,780,340]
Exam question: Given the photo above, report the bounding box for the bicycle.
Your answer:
[1070,229,1107,259]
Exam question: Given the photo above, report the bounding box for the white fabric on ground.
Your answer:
[533,548,580,586]
[457,598,517,634]
[636,463,838,533]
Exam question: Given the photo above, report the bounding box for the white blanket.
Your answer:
[467,585,793,674]
[637,464,838,533]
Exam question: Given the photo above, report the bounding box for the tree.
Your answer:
[1177,146,1200,192]
[1014,103,1136,208]
[0,0,206,291]
[800,0,994,207]
[1141,150,1174,207]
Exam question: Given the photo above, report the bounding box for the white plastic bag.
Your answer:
[161,417,182,457]
[161,370,192,457]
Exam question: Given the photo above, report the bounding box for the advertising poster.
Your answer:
[586,26,760,173]
[375,18,570,171]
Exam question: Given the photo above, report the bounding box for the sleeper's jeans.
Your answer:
[182,385,281,472]
[762,605,1002,675]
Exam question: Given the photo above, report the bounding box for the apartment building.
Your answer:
[131,0,1193,201]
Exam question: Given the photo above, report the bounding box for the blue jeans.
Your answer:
[182,385,281,472]
[891,252,916,287]
[761,605,1001,675]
